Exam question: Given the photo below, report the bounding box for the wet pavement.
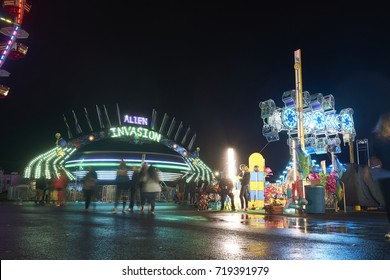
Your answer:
[1,200,390,260]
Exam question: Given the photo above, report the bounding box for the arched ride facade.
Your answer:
[23,106,214,185]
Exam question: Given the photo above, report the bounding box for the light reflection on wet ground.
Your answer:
[214,212,381,237]
[2,202,390,260]
[210,212,390,259]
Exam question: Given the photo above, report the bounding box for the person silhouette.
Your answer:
[140,165,161,215]
[368,112,390,239]
[238,164,250,211]
[112,160,130,213]
[82,166,98,212]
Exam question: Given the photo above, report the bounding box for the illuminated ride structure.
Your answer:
[259,90,356,156]
[23,105,214,185]
[0,0,31,98]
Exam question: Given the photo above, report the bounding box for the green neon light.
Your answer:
[110,126,162,142]
[64,162,190,171]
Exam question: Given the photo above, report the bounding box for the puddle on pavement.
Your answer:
[228,213,350,234]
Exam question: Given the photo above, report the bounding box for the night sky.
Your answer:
[1,1,390,177]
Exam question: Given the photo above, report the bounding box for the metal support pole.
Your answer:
[294,49,305,151]
[349,137,355,164]
[342,181,346,213]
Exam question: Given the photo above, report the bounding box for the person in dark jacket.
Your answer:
[127,166,140,212]
[112,160,130,213]
[35,175,47,204]
[219,176,235,211]
[238,164,250,211]
[83,166,98,212]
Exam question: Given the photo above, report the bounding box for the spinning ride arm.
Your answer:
[0,0,31,97]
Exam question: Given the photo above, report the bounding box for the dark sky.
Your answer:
[1,1,390,175]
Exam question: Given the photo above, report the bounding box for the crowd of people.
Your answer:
[32,161,253,214]
[106,160,253,214]
[33,169,69,207]
[111,161,162,215]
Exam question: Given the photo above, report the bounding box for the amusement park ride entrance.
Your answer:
[23,106,214,184]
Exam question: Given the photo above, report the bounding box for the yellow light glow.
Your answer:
[227,148,236,183]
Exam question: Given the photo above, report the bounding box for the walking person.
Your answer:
[127,166,140,212]
[45,175,55,206]
[53,169,68,207]
[219,176,235,211]
[138,162,148,207]
[112,160,130,213]
[368,112,390,239]
[82,166,98,213]
[238,164,250,211]
[175,177,186,204]
[188,178,197,205]
[35,175,47,205]
[140,165,161,215]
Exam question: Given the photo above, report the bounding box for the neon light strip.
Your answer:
[17,0,23,25]
[0,26,19,68]
[0,0,24,68]
[64,161,190,171]
[0,17,15,24]
[65,158,188,167]
[72,170,183,181]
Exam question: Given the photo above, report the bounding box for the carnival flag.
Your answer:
[334,155,346,202]
[295,145,312,179]
[336,179,344,201]
[334,155,347,179]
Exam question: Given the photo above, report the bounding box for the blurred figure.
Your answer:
[369,112,390,239]
[219,176,235,211]
[175,177,186,204]
[140,165,161,215]
[112,160,130,213]
[83,166,98,213]
[35,175,47,205]
[188,178,197,205]
[53,169,68,206]
[238,164,250,211]
[128,166,140,212]
[138,162,148,206]
[45,174,55,205]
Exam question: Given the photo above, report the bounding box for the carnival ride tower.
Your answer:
[259,50,356,159]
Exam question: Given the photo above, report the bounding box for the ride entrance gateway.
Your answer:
[23,106,214,185]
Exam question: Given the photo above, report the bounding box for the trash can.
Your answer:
[305,185,325,214]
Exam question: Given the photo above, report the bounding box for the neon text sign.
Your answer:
[110,126,161,142]
[123,115,148,126]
